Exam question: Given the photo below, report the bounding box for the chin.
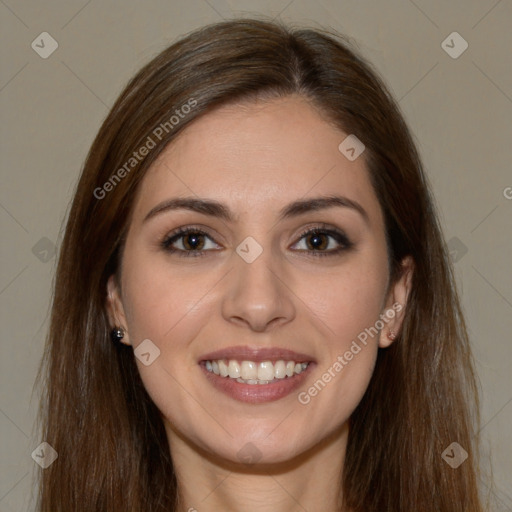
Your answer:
[185,420,326,469]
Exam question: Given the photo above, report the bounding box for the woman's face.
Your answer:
[108,95,410,465]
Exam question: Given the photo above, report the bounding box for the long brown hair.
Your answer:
[37,18,484,511]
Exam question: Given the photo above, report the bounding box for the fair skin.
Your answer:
[107,95,413,512]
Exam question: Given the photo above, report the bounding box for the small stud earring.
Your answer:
[110,327,125,343]
[387,330,396,340]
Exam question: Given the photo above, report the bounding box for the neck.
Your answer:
[167,422,349,512]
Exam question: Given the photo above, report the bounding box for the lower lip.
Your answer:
[200,363,314,404]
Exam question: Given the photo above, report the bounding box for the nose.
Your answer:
[221,248,296,332]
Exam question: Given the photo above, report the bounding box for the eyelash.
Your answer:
[160,224,354,258]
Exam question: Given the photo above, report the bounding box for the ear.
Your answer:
[378,255,414,348]
[106,274,131,346]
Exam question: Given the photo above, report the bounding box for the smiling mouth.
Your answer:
[203,359,310,385]
[198,346,315,403]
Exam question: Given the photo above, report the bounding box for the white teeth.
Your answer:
[218,360,229,377]
[257,361,274,381]
[228,360,241,378]
[204,358,310,384]
[274,360,286,379]
[241,361,258,380]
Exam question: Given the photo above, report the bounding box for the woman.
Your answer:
[38,18,484,511]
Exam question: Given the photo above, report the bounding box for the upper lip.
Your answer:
[199,345,316,364]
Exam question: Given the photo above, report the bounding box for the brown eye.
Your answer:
[305,232,329,251]
[181,232,206,251]
[292,226,354,257]
[161,227,220,257]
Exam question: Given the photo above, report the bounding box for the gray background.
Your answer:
[0,1,510,510]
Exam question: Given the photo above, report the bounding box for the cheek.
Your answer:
[292,251,388,419]
[121,248,209,345]
[120,253,218,439]
[299,253,389,349]
[120,245,223,384]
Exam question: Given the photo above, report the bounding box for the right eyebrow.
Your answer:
[143,197,233,223]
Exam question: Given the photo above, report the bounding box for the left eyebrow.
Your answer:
[278,195,370,225]
[143,194,370,225]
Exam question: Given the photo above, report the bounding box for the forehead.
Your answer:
[132,95,383,227]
